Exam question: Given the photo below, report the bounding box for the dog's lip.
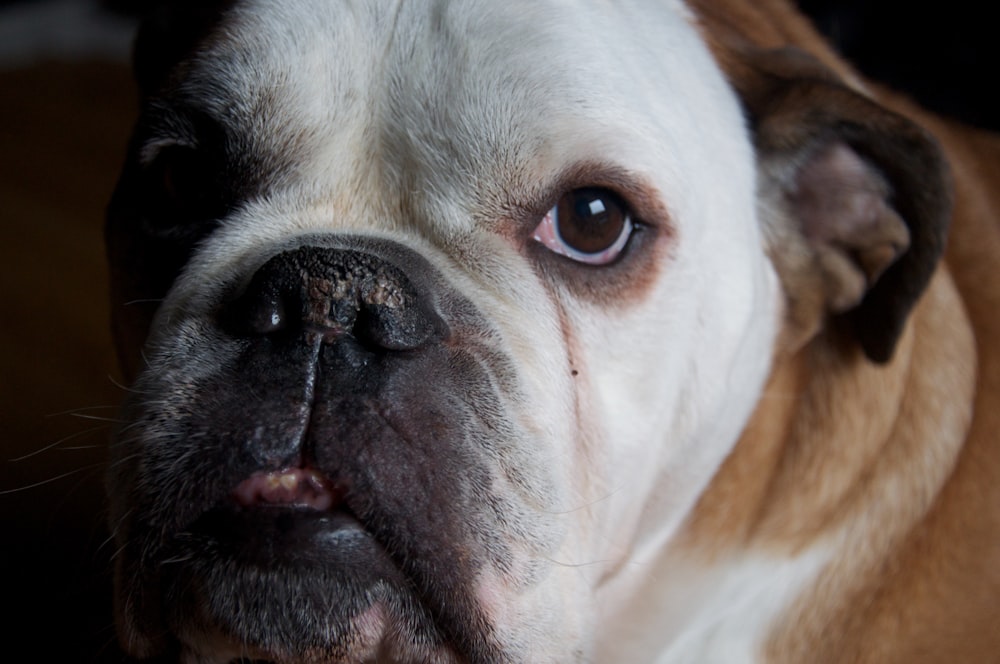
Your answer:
[161,471,463,664]
[230,466,345,511]
[131,469,490,663]
[172,465,369,565]
[163,506,435,664]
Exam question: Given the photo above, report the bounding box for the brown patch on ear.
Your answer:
[741,48,953,363]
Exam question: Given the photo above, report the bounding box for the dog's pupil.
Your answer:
[159,147,209,209]
[557,188,626,254]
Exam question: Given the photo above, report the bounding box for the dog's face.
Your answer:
[108,0,952,661]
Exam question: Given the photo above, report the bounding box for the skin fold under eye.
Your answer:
[532,187,634,265]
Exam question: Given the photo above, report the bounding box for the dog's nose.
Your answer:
[225,245,447,351]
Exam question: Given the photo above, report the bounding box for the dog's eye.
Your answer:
[532,188,634,265]
[141,144,225,234]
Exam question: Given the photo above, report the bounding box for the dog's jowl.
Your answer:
[105,1,1000,662]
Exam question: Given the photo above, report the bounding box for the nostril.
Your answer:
[223,282,295,339]
[222,246,448,349]
[353,302,439,351]
[247,290,287,335]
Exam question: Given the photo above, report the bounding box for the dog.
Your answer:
[104,0,1000,661]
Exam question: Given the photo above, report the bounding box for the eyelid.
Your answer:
[138,137,197,168]
[519,162,666,221]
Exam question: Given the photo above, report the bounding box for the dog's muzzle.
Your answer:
[108,240,530,663]
[217,245,450,470]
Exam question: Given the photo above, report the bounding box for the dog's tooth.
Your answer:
[231,467,339,509]
[306,473,337,510]
[278,471,299,491]
[303,470,324,491]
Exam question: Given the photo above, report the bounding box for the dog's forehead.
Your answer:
[169,0,742,237]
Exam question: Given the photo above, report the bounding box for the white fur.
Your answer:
[594,543,834,662]
[141,0,789,659]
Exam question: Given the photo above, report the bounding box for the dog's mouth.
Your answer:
[113,385,515,663]
[145,464,472,664]
[188,465,361,552]
[182,465,369,573]
[231,467,345,512]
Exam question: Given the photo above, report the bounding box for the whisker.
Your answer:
[99,509,134,556]
[8,424,110,462]
[107,374,130,391]
[0,464,103,496]
[95,629,127,661]
[61,413,122,425]
[540,554,616,570]
[124,297,164,307]
[46,404,120,418]
[98,535,130,565]
[105,451,143,471]
[536,482,624,517]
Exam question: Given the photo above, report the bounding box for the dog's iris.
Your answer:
[533,187,633,265]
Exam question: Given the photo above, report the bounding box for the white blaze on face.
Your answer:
[145,0,780,658]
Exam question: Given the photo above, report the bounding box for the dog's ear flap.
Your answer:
[736,48,952,363]
[132,0,237,96]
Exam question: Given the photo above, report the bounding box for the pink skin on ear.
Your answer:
[791,142,911,313]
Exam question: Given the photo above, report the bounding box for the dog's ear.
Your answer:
[132,0,237,96]
[736,48,952,363]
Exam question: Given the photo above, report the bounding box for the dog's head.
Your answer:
[106,1,950,661]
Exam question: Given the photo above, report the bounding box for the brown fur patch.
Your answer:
[680,1,998,659]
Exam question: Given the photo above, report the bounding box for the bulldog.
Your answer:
[104,0,1000,662]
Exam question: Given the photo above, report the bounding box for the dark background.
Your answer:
[799,0,999,130]
[0,1,995,662]
[118,0,1000,131]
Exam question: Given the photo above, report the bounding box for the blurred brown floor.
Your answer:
[1,60,135,661]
